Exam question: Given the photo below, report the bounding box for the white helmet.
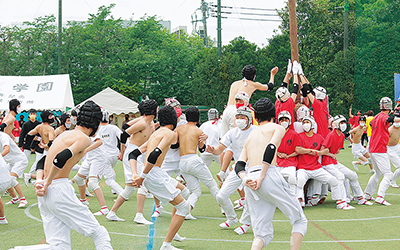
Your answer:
[296,105,310,121]
[302,116,315,129]
[235,106,252,127]
[275,87,290,102]
[278,110,291,125]
[314,86,327,100]
[380,97,393,110]
[208,108,219,121]
[332,115,346,129]
[235,91,250,104]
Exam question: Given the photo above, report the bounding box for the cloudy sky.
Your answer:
[0,0,287,47]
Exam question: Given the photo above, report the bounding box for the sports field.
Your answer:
[2,140,400,250]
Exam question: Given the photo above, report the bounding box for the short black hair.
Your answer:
[242,65,256,80]
[185,106,200,123]
[28,109,37,114]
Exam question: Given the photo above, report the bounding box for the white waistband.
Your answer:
[180,154,197,160]
[49,178,69,186]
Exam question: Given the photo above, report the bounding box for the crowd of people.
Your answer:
[0,60,399,250]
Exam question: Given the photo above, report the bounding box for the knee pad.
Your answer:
[120,186,136,200]
[91,226,111,249]
[181,187,190,200]
[88,178,100,192]
[175,199,190,217]
[137,186,148,196]
[74,175,86,187]
[11,176,18,187]
[361,160,369,166]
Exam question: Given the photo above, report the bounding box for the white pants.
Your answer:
[77,158,106,179]
[364,152,392,198]
[388,145,400,184]
[24,149,32,160]
[216,170,251,225]
[179,154,219,208]
[7,155,29,178]
[246,166,307,247]
[102,155,124,195]
[296,168,341,200]
[352,142,368,159]
[29,152,43,174]
[221,105,236,136]
[37,178,112,250]
[122,143,140,184]
[276,166,296,194]
[200,153,221,168]
[324,163,363,198]
[161,161,181,177]
[143,167,180,205]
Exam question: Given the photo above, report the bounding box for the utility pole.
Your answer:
[344,0,349,57]
[58,0,62,74]
[201,0,209,47]
[217,0,222,111]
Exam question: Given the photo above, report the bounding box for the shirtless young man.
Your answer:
[176,107,219,217]
[385,109,400,187]
[12,100,112,250]
[221,65,278,136]
[54,113,71,137]
[0,99,21,141]
[235,97,307,250]
[133,105,190,250]
[349,116,374,172]
[106,100,158,222]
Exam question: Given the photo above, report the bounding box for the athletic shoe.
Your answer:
[134,213,153,225]
[0,218,8,224]
[85,188,93,197]
[219,217,238,228]
[94,208,110,216]
[18,199,28,208]
[220,207,225,215]
[23,173,31,187]
[234,198,245,210]
[173,233,186,242]
[152,205,163,217]
[370,169,375,174]
[5,198,19,205]
[80,199,89,206]
[390,182,400,188]
[345,197,351,204]
[185,213,197,220]
[234,224,251,235]
[351,161,359,171]
[336,202,355,210]
[317,196,326,205]
[216,171,226,186]
[106,211,125,221]
[234,199,240,205]
[146,192,154,199]
[160,244,181,250]
[111,189,117,195]
[308,196,319,206]
[375,196,391,206]
[363,194,375,201]
[300,201,305,208]
[357,198,373,205]
[348,144,352,148]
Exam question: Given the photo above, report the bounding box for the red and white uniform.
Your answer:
[312,99,330,138]
[275,98,295,130]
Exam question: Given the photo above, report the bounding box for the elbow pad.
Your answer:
[120,123,130,144]
[31,140,39,150]
[235,160,247,176]
[170,142,179,149]
[263,143,276,165]
[387,116,394,123]
[344,132,350,138]
[292,83,299,95]
[36,156,46,171]
[53,148,74,170]
[128,148,142,161]
[47,140,53,148]
[147,147,162,165]
[281,82,288,88]
[301,84,310,97]
[199,144,206,153]
[0,123,7,132]
[267,82,274,91]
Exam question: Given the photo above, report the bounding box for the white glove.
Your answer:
[292,60,300,75]
[287,59,292,74]
[298,62,304,75]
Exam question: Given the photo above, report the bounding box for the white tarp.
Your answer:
[76,87,138,115]
[0,74,74,112]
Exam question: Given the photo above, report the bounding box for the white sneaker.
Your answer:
[160,243,181,250]
[152,205,163,217]
[173,233,186,242]
[106,211,125,221]
[5,198,19,205]
[0,218,8,224]
[308,196,319,206]
[220,207,225,215]
[351,161,359,171]
[18,199,28,208]
[370,169,375,174]
[185,213,197,220]
[300,201,305,208]
[363,194,375,201]
[234,224,251,235]
[85,188,93,197]
[94,208,109,216]
[234,198,245,210]
[24,173,31,187]
[375,196,391,206]
[391,182,400,188]
[80,199,89,206]
[357,198,373,205]
[134,213,153,225]
[345,197,351,204]
[219,217,238,228]
[145,192,154,199]
[337,202,355,210]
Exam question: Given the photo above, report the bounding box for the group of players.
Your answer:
[0,59,398,250]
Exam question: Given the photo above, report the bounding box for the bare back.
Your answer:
[44,130,90,179]
[227,80,267,105]
[349,125,365,144]
[35,123,56,146]
[388,125,400,146]
[242,122,285,168]
[145,127,176,167]
[2,113,16,138]
[128,117,156,147]
[176,123,204,156]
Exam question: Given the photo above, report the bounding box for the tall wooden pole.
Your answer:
[288,0,299,62]
[58,0,62,74]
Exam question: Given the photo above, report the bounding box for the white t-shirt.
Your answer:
[0,132,25,163]
[164,119,187,163]
[220,125,257,161]
[85,133,105,162]
[98,124,122,156]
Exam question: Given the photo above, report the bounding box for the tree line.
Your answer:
[0,1,398,116]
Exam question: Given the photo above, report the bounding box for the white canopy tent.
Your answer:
[0,74,74,112]
[76,87,139,128]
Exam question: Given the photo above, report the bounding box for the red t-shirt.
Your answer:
[297,132,324,170]
[369,112,389,153]
[349,116,359,129]
[12,120,20,137]
[312,99,329,138]
[321,130,344,166]
[277,129,300,167]
[275,98,295,129]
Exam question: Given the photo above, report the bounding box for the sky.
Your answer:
[0,0,287,48]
